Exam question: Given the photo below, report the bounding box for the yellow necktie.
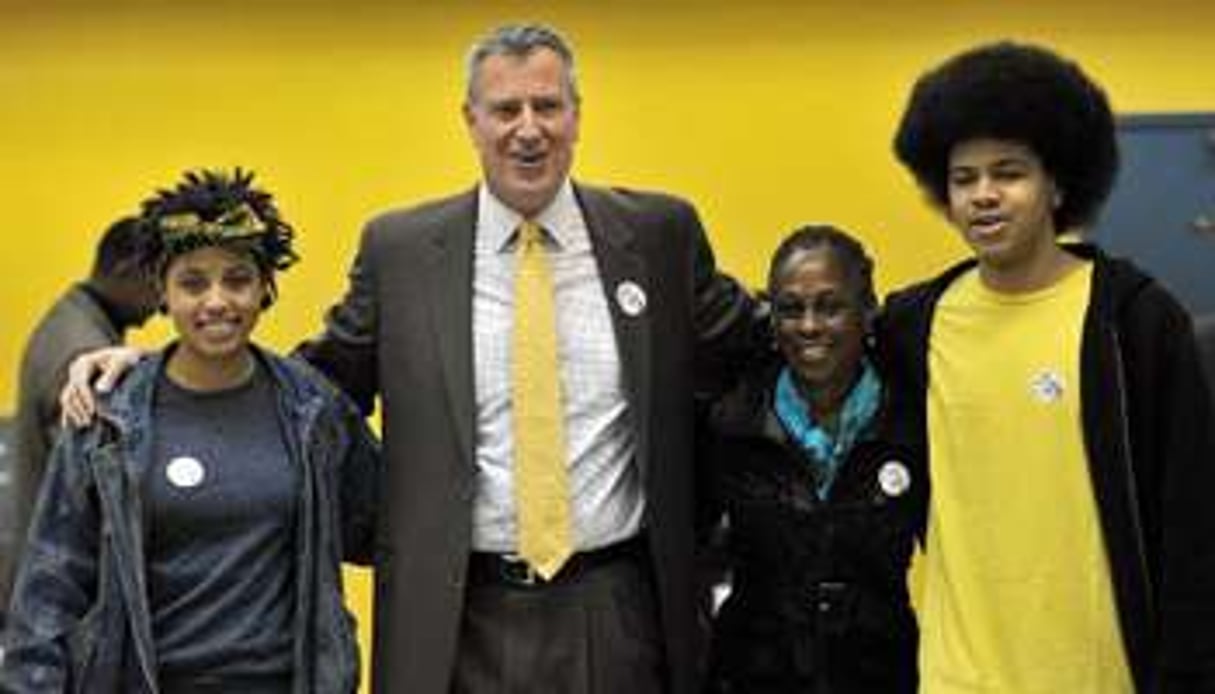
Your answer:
[512,221,573,579]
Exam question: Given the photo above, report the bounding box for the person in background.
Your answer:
[2,169,379,693]
[701,225,923,694]
[4,216,158,619]
[885,41,1215,692]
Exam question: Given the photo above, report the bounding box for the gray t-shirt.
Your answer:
[144,363,297,685]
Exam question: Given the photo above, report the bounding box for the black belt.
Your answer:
[468,535,646,588]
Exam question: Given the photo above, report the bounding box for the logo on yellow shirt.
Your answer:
[1028,369,1065,403]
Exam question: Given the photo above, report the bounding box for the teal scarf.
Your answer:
[773,360,881,500]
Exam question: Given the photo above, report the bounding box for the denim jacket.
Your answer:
[0,346,380,694]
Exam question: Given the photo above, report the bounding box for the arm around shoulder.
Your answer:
[677,201,761,399]
[294,222,383,415]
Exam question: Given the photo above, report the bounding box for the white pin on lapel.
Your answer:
[615,280,647,317]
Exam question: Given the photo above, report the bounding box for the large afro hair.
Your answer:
[892,41,1119,233]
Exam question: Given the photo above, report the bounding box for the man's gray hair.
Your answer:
[464,23,580,106]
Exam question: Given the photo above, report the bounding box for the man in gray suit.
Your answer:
[296,24,753,694]
[5,217,157,615]
[63,23,754,694]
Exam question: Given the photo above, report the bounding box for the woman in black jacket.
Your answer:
[702,225,924,694]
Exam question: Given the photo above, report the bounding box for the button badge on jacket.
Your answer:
[166,455,206,489]
[615,280,647,317]
[877,460,911,498]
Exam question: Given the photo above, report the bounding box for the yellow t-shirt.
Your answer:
[919,263,1132,694]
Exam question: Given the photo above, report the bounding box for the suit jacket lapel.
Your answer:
[575,184,653,474]
[419,185,654,473]
[422,191,478,468]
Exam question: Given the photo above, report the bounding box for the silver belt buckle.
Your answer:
[502,555,545,586]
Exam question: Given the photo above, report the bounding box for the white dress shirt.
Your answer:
[470,180,644,553]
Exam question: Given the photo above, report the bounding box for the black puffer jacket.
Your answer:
[701,358,925,694]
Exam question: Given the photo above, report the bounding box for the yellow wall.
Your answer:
[2,0,1212,688]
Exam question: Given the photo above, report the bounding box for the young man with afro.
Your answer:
[882,41,1215,692]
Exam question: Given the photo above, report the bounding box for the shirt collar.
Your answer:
[476,179,582,252]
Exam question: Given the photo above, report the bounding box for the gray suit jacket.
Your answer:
[299,183,753,694]
[6,285,121,607]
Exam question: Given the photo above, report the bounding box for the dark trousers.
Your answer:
[451,547,668,694]
[159,673,292,694]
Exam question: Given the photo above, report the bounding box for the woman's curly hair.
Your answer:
[138,168,299,305]
[892,41,1119,233]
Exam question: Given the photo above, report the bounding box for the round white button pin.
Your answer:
[1029,370,1065,403]
[166,456,206,489]
[877,460,911,497]
[615,280,647,317]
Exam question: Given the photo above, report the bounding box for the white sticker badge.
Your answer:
[877,460,911,498]
[166,456,206,489]
[615,280,647,317]
[1029,370,1065,403]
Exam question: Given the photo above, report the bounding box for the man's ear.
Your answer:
[462,101,476,131]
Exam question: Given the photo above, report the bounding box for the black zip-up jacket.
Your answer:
[879,244,1215,693]
[700,357,925,694]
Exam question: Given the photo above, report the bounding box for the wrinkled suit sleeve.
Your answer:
[295,223,381,416]
[0,430,100,693]
[683,203,761,400]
